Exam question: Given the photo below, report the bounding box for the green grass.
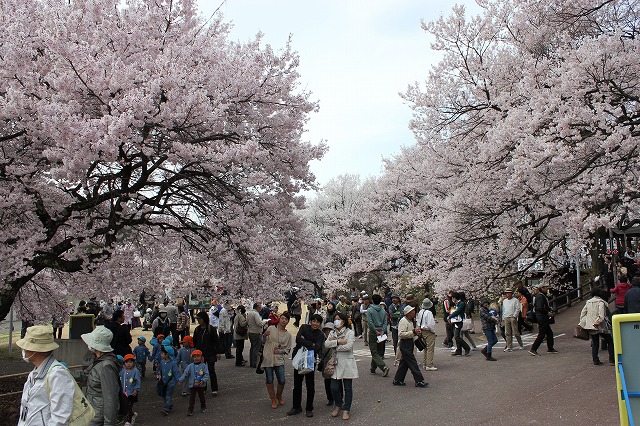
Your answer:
[0,332,22,361]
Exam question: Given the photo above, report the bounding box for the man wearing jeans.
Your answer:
[366,294,390,377]
[417,298,437,371]
[501,289,524,351]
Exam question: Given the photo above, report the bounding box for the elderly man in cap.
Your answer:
[392,306,427,388]
[529,284,559,356]
[501,288,524,351]
[17,325,82,426]
[416,298,437,371]
[81,325,121,425]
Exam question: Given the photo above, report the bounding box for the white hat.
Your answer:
[16,325,59,352]
[421,298,433,309]
[81,326,114,352]
[323,322,335,330]
[403,305,415,315]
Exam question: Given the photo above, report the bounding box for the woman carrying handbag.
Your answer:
[578,288,614,365]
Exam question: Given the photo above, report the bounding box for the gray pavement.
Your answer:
[122,300,619,426]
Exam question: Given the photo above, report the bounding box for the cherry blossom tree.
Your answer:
[398,0,640,295]
[0,0,326,320]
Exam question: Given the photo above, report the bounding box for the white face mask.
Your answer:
[334,319,343,328]
[21,349,35,364]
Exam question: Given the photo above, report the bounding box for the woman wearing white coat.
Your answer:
[325,312,358,420]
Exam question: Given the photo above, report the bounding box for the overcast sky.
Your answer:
[197,0,481,187]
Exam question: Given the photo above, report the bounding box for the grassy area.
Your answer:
[0,332,22,361]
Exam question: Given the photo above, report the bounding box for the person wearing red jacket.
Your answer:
[610,275,633,314]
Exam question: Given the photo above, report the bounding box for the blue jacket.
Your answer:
[133,344,152,364]
[177,347,193,371]
[120,367,141,396]
[158,359,179,386]
[178,362,210,389]
[151,343,162,363]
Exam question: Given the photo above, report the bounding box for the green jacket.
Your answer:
[366,304,387,334]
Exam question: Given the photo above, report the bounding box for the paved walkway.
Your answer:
[118,301,618,426]
[1,300,620,425]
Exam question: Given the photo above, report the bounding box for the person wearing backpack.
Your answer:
[81,325,121,426]
[17,325,92,426]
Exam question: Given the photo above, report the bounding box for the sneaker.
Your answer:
[424,366,438,371]
[504,347,513,352]
[450,347,457,352]
[464,350,471,356]
[305,411,314,418]
[547,349,559,354]
[186,412,193,417]
[382,367,390,377]
[451,352,461,356]
[181,392,188,397]
[370,370,377,375]
[161,409,169,416]
[415,381,428,388]
[529,350,539,356]
[518,346,525,350]
[392,380,406,386]
[124,423,132,426]
[470,347,477,351]
[200,408,207,413]
[211,391,218,396]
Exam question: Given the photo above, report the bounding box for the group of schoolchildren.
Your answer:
[116,333,211,423]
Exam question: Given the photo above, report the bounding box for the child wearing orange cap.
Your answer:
[177,336,194,396]
[178,350,210,416]
[120,353,141,426]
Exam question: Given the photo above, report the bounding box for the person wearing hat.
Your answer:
[416,298,437,371]
[120,353,141,426]
[177,336,195,396]
[529,285,559,356]
[335,295,351,323]
[133,336,152,377]
[157,345,179,415]
[17,325,77,425]
[501,288,524,352]
[177,349,209,416]
[388,293,403,355]
[479,299,498,361]
[81,325,121,425]
[152,307,171,338]
[392,306,427,388]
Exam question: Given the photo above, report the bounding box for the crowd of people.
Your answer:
[16,252,640,424]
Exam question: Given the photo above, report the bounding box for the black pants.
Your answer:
[123,394,137,422]
[443,321,454,347]
[170,323,179,347]
[235,339,245,365]
[352,317,362,337]
[292,369,315,412]
[224,333,233,357]
[188,387,206,413]
[531,321,554,351]
[453,323,470,354]
[591,333,614,364]
[52,327,63,339]
[205,359,218,392]
[391,327,399,354]
[393,339,424,383]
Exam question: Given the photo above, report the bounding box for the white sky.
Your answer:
[196,0,481,187]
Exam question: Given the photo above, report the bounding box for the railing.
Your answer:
[549,278,602,313]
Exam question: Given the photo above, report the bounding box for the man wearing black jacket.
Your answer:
[287,314,324,418]
[529,285,559,356]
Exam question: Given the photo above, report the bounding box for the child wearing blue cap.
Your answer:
[157,345,179,415]
[133,336,152,377]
